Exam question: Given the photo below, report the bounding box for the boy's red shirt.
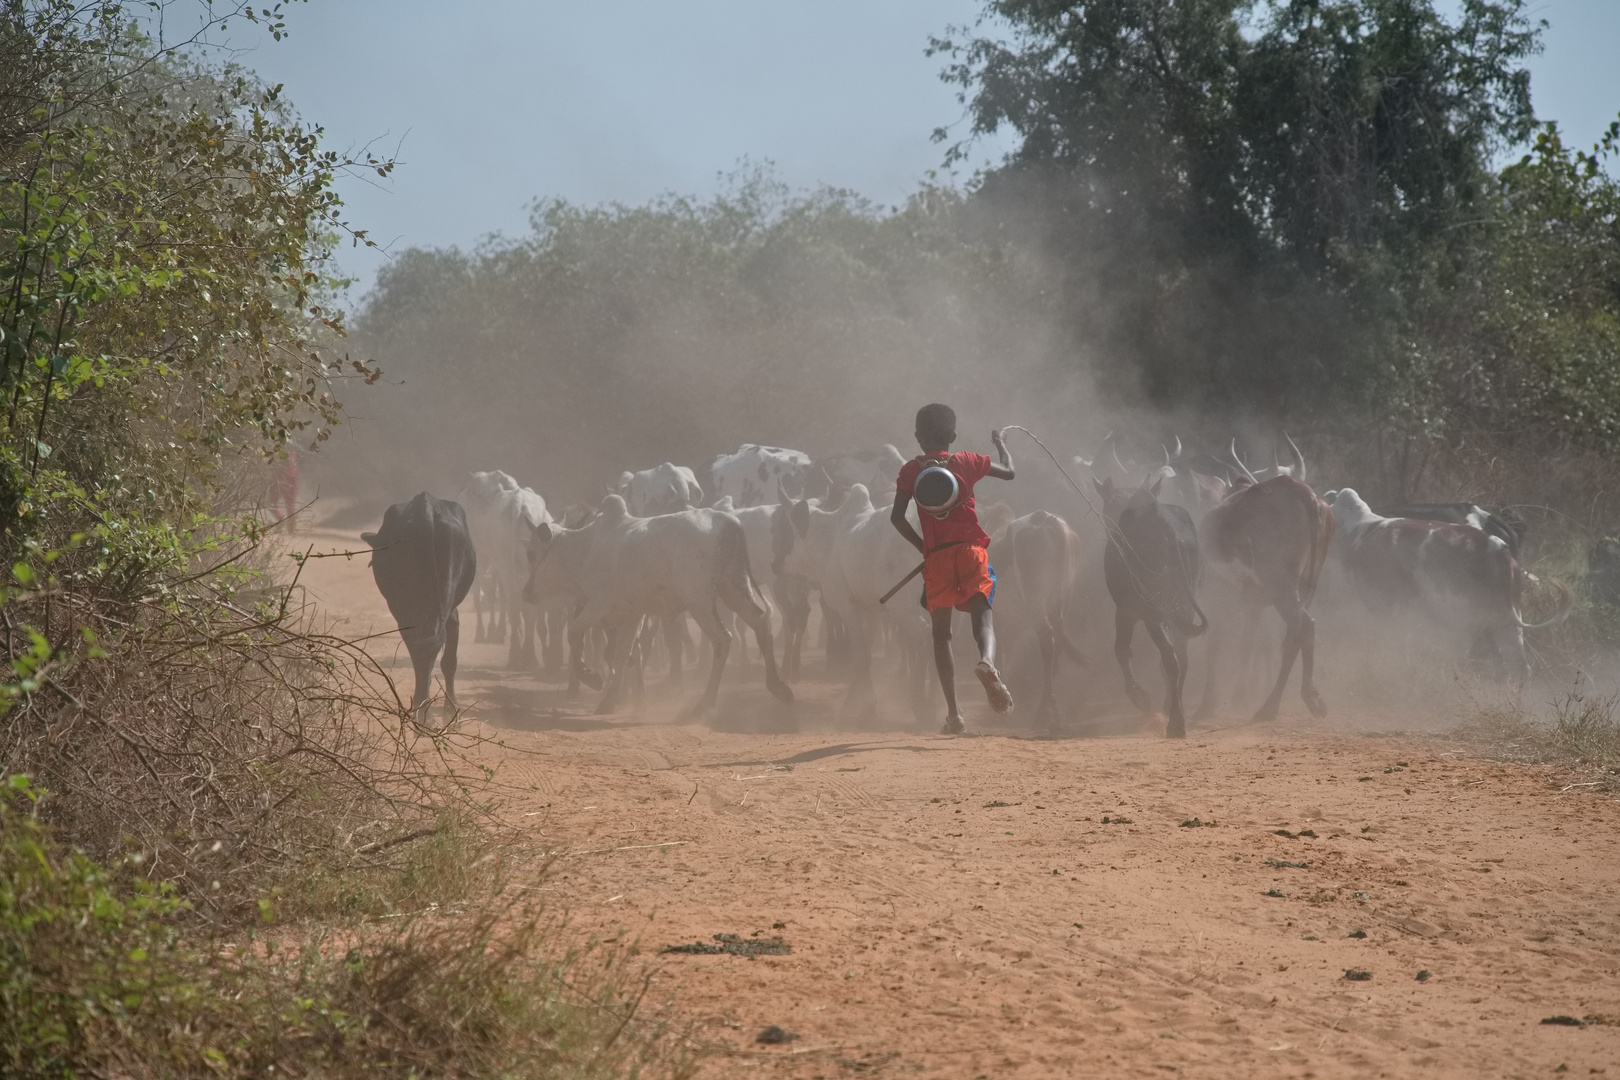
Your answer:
[895,450,994,553]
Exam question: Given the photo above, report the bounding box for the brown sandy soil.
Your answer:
[292,522,1620,1079]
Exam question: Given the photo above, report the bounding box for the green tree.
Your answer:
[933,0,1542,420]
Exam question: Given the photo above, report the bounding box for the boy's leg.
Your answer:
[967,594,997,668]
[968,595,1014,714]
[931,606,964,733]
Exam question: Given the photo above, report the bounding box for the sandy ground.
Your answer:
[290,522,1620,1079]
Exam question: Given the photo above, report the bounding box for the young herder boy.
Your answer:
[890,403,1015,734]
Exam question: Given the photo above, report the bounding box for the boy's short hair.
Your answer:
[915,403,957,448]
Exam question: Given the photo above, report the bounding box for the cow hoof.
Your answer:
[1165,720,1186,739]
[580,669,604,692]
[1252,705,1279,723]
[1303,691,1328,719]
[767,679,795,704]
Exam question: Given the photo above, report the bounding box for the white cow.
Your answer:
[457,470,553,668]
[775,484,932,718]
[807,445,907,501]
[523,495,792,716]
[710,444,813,507]
[711,495,813,679]
[614,462,705,678]
[992,511,1087,731]
[617,463,704,516]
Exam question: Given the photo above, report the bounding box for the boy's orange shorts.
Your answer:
[921,543,996,613]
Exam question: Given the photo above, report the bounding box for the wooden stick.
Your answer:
[879,560,926,604]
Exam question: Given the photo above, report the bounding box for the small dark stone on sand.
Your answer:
[1347,929,1368,939]
[1343,969,1372,981]
[1541,1016,1586,1027]
[757,1025,798,1044]
[1415,970,1431,981]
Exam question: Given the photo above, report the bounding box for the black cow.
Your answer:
[1373,503,1525,559]
[1094,476,1208,738]
[362,492,478,716]
[1588,537,1620,604]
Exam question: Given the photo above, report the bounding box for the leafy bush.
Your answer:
[1,776,696,1079]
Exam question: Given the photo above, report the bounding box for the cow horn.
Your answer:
[1228,438,1259,485]
[1112,443,1127,475]
[1161,444,1171,468]
[777,478,793,506]
[1172,435,1182,459]
[1284,431,1306,483]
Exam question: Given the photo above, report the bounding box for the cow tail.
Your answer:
[1517,576,1574,630]
[1174,543,1209,638]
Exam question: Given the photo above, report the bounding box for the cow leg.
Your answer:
[823,601,848,678]
[686,603,731,717]
[1035,614,1059,734]
[1254,600,1306,723]
[405,636,437,717]
[630,618,654,704]
[1297,608,1326,718]
[663,616,688,685]
[1192,622,1220,721]
[505,589,524,669]
[521,605,541,671]
[840,609,876,716]
[1232,601,1263,708]
[1143,620,1185,738]
[1493,623,1531,687]
[1173,628,1192,731]
[473,579,488,643]
[441,610,462,712]
[1114,607,1153,714]
[780,578,810,683]
[721,582,794,704]
[491,579,506,645]
[596,619,640,714]
[544,605,563,680]
[573,612,592,696]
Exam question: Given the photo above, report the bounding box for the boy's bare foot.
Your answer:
[941,715,966,735]
[976,660,1014,714]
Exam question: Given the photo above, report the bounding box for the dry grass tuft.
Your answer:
[1452,690,1620,791]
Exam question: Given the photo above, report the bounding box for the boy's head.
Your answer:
[915,403,957,452]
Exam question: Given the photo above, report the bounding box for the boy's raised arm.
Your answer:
[988,428,1015,480]
[891,491,926,554]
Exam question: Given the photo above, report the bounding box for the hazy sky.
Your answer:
[216,1,1620,296]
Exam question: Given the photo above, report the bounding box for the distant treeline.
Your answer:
[351,0,1619,512]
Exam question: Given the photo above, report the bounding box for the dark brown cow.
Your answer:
[1325,488,1572,680]
[1200,475,1333,722]
[1095,477,1207,738]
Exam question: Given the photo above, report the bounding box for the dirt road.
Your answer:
[295,523,1620,1078]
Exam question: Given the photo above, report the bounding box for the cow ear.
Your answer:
[1093,477,1112,497]
[360,531,379,547]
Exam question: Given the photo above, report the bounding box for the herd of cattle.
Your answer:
[361,437,1575,734]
